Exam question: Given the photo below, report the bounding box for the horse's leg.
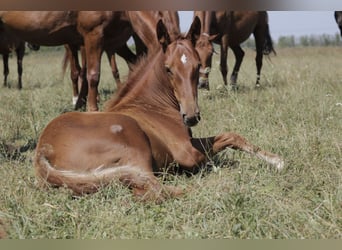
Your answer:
[126,171,184,203]
[75,46,89,110]
[190,133,284,170]
[230,45,245,87]
[219,35,229,86]
[83,35,103,111]
[15,43,25,89]
[105,49,122,88]
[116,44,137,70]
[64,45,81,107]
[2,54,9,87]
[133,33,147,57]
[253,30,265,87]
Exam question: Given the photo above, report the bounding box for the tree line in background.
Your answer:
[22,33,341,54]
[243,33,342,48]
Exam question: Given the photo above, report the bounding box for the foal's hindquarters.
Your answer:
[34,112,183,202]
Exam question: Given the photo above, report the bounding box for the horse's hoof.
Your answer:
[230,84,238,91]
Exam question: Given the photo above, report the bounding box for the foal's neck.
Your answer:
[105,50,178,113]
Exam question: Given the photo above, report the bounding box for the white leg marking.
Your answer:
[72,96,78,106]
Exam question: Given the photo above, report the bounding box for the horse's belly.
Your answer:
[1,11,82,46]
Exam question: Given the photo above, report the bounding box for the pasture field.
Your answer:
[0,46,341,239]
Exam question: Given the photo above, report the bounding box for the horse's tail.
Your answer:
[34,151,144,195]
[263,23,276,56]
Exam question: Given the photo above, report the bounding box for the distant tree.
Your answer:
[299,35,309,47]
[334,33,341,45]
[278,35,295,48]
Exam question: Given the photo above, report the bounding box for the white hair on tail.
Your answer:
[40,155,147,182]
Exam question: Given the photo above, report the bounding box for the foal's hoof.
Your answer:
[276,159,285,170]
[273,158,285,170]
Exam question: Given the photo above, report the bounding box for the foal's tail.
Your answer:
[35,153,127,195]
[263,23,276,56]
[35,152,154,196]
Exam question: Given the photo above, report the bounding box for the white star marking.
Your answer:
[181,54,187,64]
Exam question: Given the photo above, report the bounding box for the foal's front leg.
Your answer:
[191,133,284,170]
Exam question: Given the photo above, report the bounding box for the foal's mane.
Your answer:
[104,48,172,112]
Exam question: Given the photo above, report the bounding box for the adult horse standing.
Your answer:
[194,11,276,90]
[0,11,135,111]
[34,18,284,203]
[63,11,181,109]
[0,11,180,111]
[334,11,342,37]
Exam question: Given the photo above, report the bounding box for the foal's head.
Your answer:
[157,16,202,127]
[194,33,217,90]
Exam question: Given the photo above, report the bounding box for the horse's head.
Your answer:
[195,33,217,90]
[157,16,202,127]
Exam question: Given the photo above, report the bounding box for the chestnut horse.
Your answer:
[0,11,136,111]
[0,11,181,110]
[34,18,284,203]
[335,11,342,37]
[62,11,180,109]
[194,11,276,90]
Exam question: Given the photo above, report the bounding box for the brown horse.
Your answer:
[63,11,180,109]
[0,11,181,110]
[0,28,25,89]
[194,11,276,90]
[34,17,284,203]
[335,11,342,37]
[0,11,136,111]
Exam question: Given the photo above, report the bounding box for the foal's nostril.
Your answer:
[183,113,201,127]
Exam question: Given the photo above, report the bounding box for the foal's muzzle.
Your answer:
[183,113,201,127]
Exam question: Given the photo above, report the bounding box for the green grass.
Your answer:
[0,46,341,239]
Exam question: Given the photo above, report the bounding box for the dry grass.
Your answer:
[0,46,341,239]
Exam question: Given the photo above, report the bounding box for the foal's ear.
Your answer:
[156,19,171,52]
[186,16,201,46]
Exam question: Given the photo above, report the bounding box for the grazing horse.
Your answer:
[66,11,181,109]
[194,11,276,90]
[0,11,180,111]
[34,18,284,203]
[0,28,25,89]
[334,11,342,37]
